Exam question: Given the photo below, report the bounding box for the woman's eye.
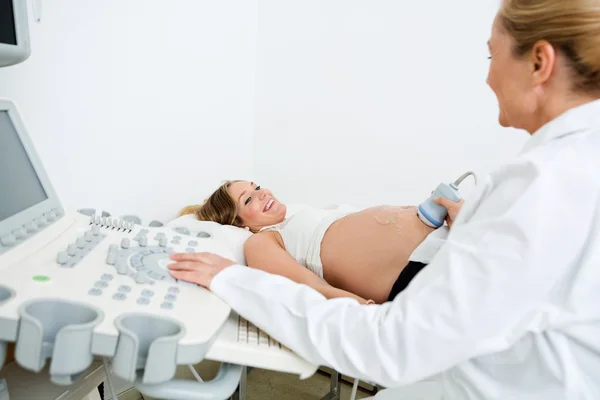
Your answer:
[245,197,251,205]
[255,185,261,191]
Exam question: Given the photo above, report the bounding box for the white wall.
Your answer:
[0,0,258,223]
[253,0,529,208]
[2,1,531,222]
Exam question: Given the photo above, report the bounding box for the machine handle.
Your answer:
[0,341,5,369]
[0,342,9,400]
[136,363,244,400]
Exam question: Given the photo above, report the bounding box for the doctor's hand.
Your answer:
[433,197,464,228]
[168,252,236,289]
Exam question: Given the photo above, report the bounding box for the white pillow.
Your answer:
[166,214,252,266]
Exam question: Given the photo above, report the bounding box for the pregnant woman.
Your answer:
[177,180,460,304]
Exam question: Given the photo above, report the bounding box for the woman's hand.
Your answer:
[433,197,464,228]
[168,252,236,288]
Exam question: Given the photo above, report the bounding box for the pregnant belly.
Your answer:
[320,206,435,303]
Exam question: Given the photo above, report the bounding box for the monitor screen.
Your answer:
[0,111,48,222]
[0,0,17,46]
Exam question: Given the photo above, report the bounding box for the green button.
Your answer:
[32,275,50,282]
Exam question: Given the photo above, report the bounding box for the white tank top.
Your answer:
[259,205,356,278]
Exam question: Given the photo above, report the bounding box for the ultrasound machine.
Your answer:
[0,2,317,399]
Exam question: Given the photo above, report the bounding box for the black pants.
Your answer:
[387,260,428,302]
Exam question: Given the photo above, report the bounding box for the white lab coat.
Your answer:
[211,99,600,399]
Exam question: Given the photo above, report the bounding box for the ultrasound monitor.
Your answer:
[0,99,63,252]
[0,0,31,67]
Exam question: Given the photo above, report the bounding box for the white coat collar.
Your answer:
[520,98,600,154]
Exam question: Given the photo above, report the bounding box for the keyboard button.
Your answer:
[259,330,269,346]
[106,252,117,265]
[56,251,68,264]
[118,285,131,293]
[78,208,96,217]
[14,227,27,240]
[25,221,37,233]
[44,212,55,222]
[67,244,77,256]
[113,293,126,301]
[135,271,150,284]
[236,316,279,348]
[173,227,189,235]
[116,259,128,274]
[1,234,16,247]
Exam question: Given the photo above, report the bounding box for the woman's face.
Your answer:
[486,13,539,133]
[227,181,287,231]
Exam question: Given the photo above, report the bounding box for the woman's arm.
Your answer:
[244,232,372,304]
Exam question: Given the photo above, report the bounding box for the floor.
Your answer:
[87,367,374,400]
[233,368,373,400]
[84,366,445,400]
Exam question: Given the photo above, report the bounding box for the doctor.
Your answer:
[169,0,600,398]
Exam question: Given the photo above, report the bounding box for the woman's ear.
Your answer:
[531,40,556,86]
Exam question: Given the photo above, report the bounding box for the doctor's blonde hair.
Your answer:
[500,0,600,95]
[178,180,244,227]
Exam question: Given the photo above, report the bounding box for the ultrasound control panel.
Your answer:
[0,211,235,387]
[0,98,246,399]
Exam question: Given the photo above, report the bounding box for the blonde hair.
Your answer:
[500,0,600,94]
[179,180,244,227]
